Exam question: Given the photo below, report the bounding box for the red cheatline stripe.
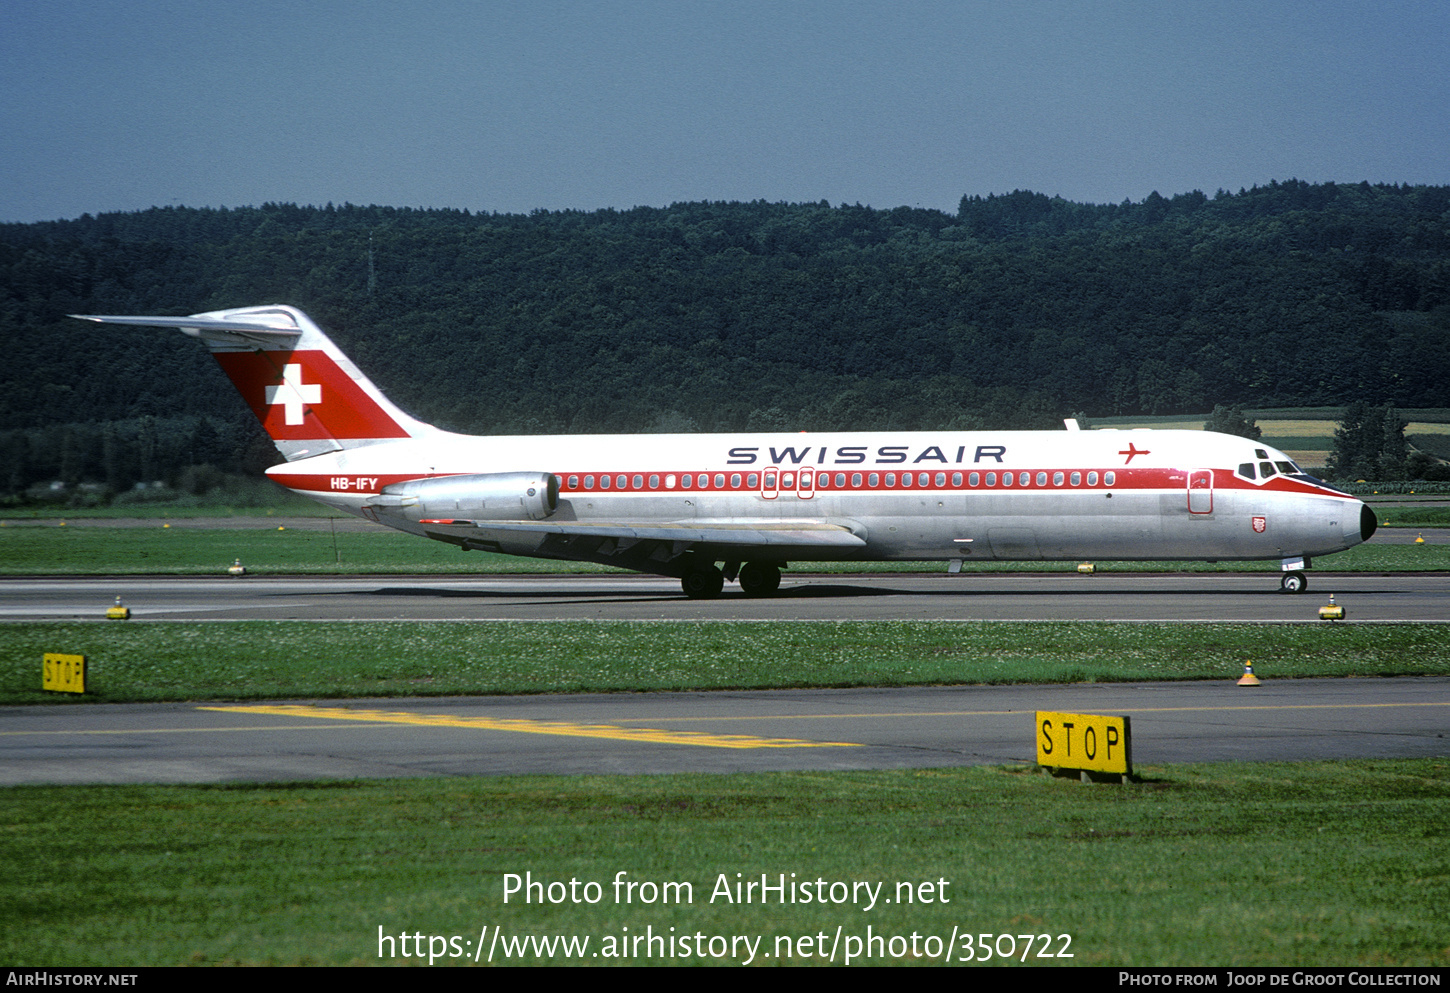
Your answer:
[277,467,1347,499]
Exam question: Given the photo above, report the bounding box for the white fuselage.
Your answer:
[268,428,1369,565]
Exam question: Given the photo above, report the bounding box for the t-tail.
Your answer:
[71,305,434,460]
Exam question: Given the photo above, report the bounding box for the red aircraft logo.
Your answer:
[1119,443,1150,464]
[211,349,409,440]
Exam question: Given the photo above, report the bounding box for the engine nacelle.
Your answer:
[367,472,559,522]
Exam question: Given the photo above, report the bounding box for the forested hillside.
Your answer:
[2,180,1447,496]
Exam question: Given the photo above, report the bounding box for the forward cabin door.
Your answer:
[1188,469,1214,514]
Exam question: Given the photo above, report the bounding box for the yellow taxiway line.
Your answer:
[199,704,861,750]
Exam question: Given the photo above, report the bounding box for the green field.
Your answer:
[1095,408,1450,426]
[1256,436,1335,450]
[4,501,1447,968]
[1373,507,1450,528]
[5,621,1449,706]
[1,522,1447,575]
[2,762,1445,966]
[0,502,333,520]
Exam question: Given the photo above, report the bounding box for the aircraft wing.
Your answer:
[417,518,867,549]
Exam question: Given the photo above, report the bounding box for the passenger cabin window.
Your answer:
[747,473,759,487]
[1019,472,1030,486]
[1104,471,1115,486]
[731,473,742,488]
[600,475,611,489]
[952,472,962,486]
[969,472,980,486]
[714,474,725,488]
[616,475,627,489]
[648,474,659,489]
[567,475,579,489]
[1035,472,1047,486]
[885,472,896,486]
[1070,471,1080,486]
[666,474,676,488]
[782,472,795,488]
[1002,472,1013,487]
[935,472,946,486]
[851,472,862,487]
[584,475,595,489]
[632,475,643,489]
[1054,471,1065,486]
[1087,471,1098,485]
[868,473,879,486]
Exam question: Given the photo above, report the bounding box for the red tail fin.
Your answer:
[73,306,433,460]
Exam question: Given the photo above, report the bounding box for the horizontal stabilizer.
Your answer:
[71,314,302,348]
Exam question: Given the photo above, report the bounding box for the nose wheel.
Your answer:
[1280,571,1307,594]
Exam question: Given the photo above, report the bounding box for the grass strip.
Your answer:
[0,525,1447,575]
[1,761,1445,966]
[4,621,1448,705]
[1375,507,1450,528]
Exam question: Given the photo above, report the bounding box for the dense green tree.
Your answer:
[1328,403,1411,480]
[3,182,1449,498]
[1377,404,1409,480]
[1203,404,1261,440]
[1329,403,1374,480]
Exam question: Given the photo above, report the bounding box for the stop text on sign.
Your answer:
[1036,711,1132,776]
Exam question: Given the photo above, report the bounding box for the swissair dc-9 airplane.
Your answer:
[74,305,1377,598]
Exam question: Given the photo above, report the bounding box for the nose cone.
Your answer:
[1357,502,1378,544]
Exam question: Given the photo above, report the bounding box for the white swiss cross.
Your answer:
[264,363,321,425]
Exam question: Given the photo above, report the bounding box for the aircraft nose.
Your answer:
[1356,502,1378,544]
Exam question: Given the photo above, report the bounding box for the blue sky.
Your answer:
[3,0,1447,222]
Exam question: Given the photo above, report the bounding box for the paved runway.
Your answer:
[3,571,1447,622]
[3,677,1446,785]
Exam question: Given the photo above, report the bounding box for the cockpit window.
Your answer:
[1259,462,1277,477]
[1255,449,1269,459]
[1276,461,1297,475]
[1238,463,1256,480]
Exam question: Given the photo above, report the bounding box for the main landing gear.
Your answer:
[738,561,782,597]
[679,560,782,599]
[1280,571,1308,594]
[681,564,725,599]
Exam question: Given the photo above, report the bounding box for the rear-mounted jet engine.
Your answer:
[366,472,559,523]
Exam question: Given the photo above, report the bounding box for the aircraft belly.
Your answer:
[363,482,1363,568]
